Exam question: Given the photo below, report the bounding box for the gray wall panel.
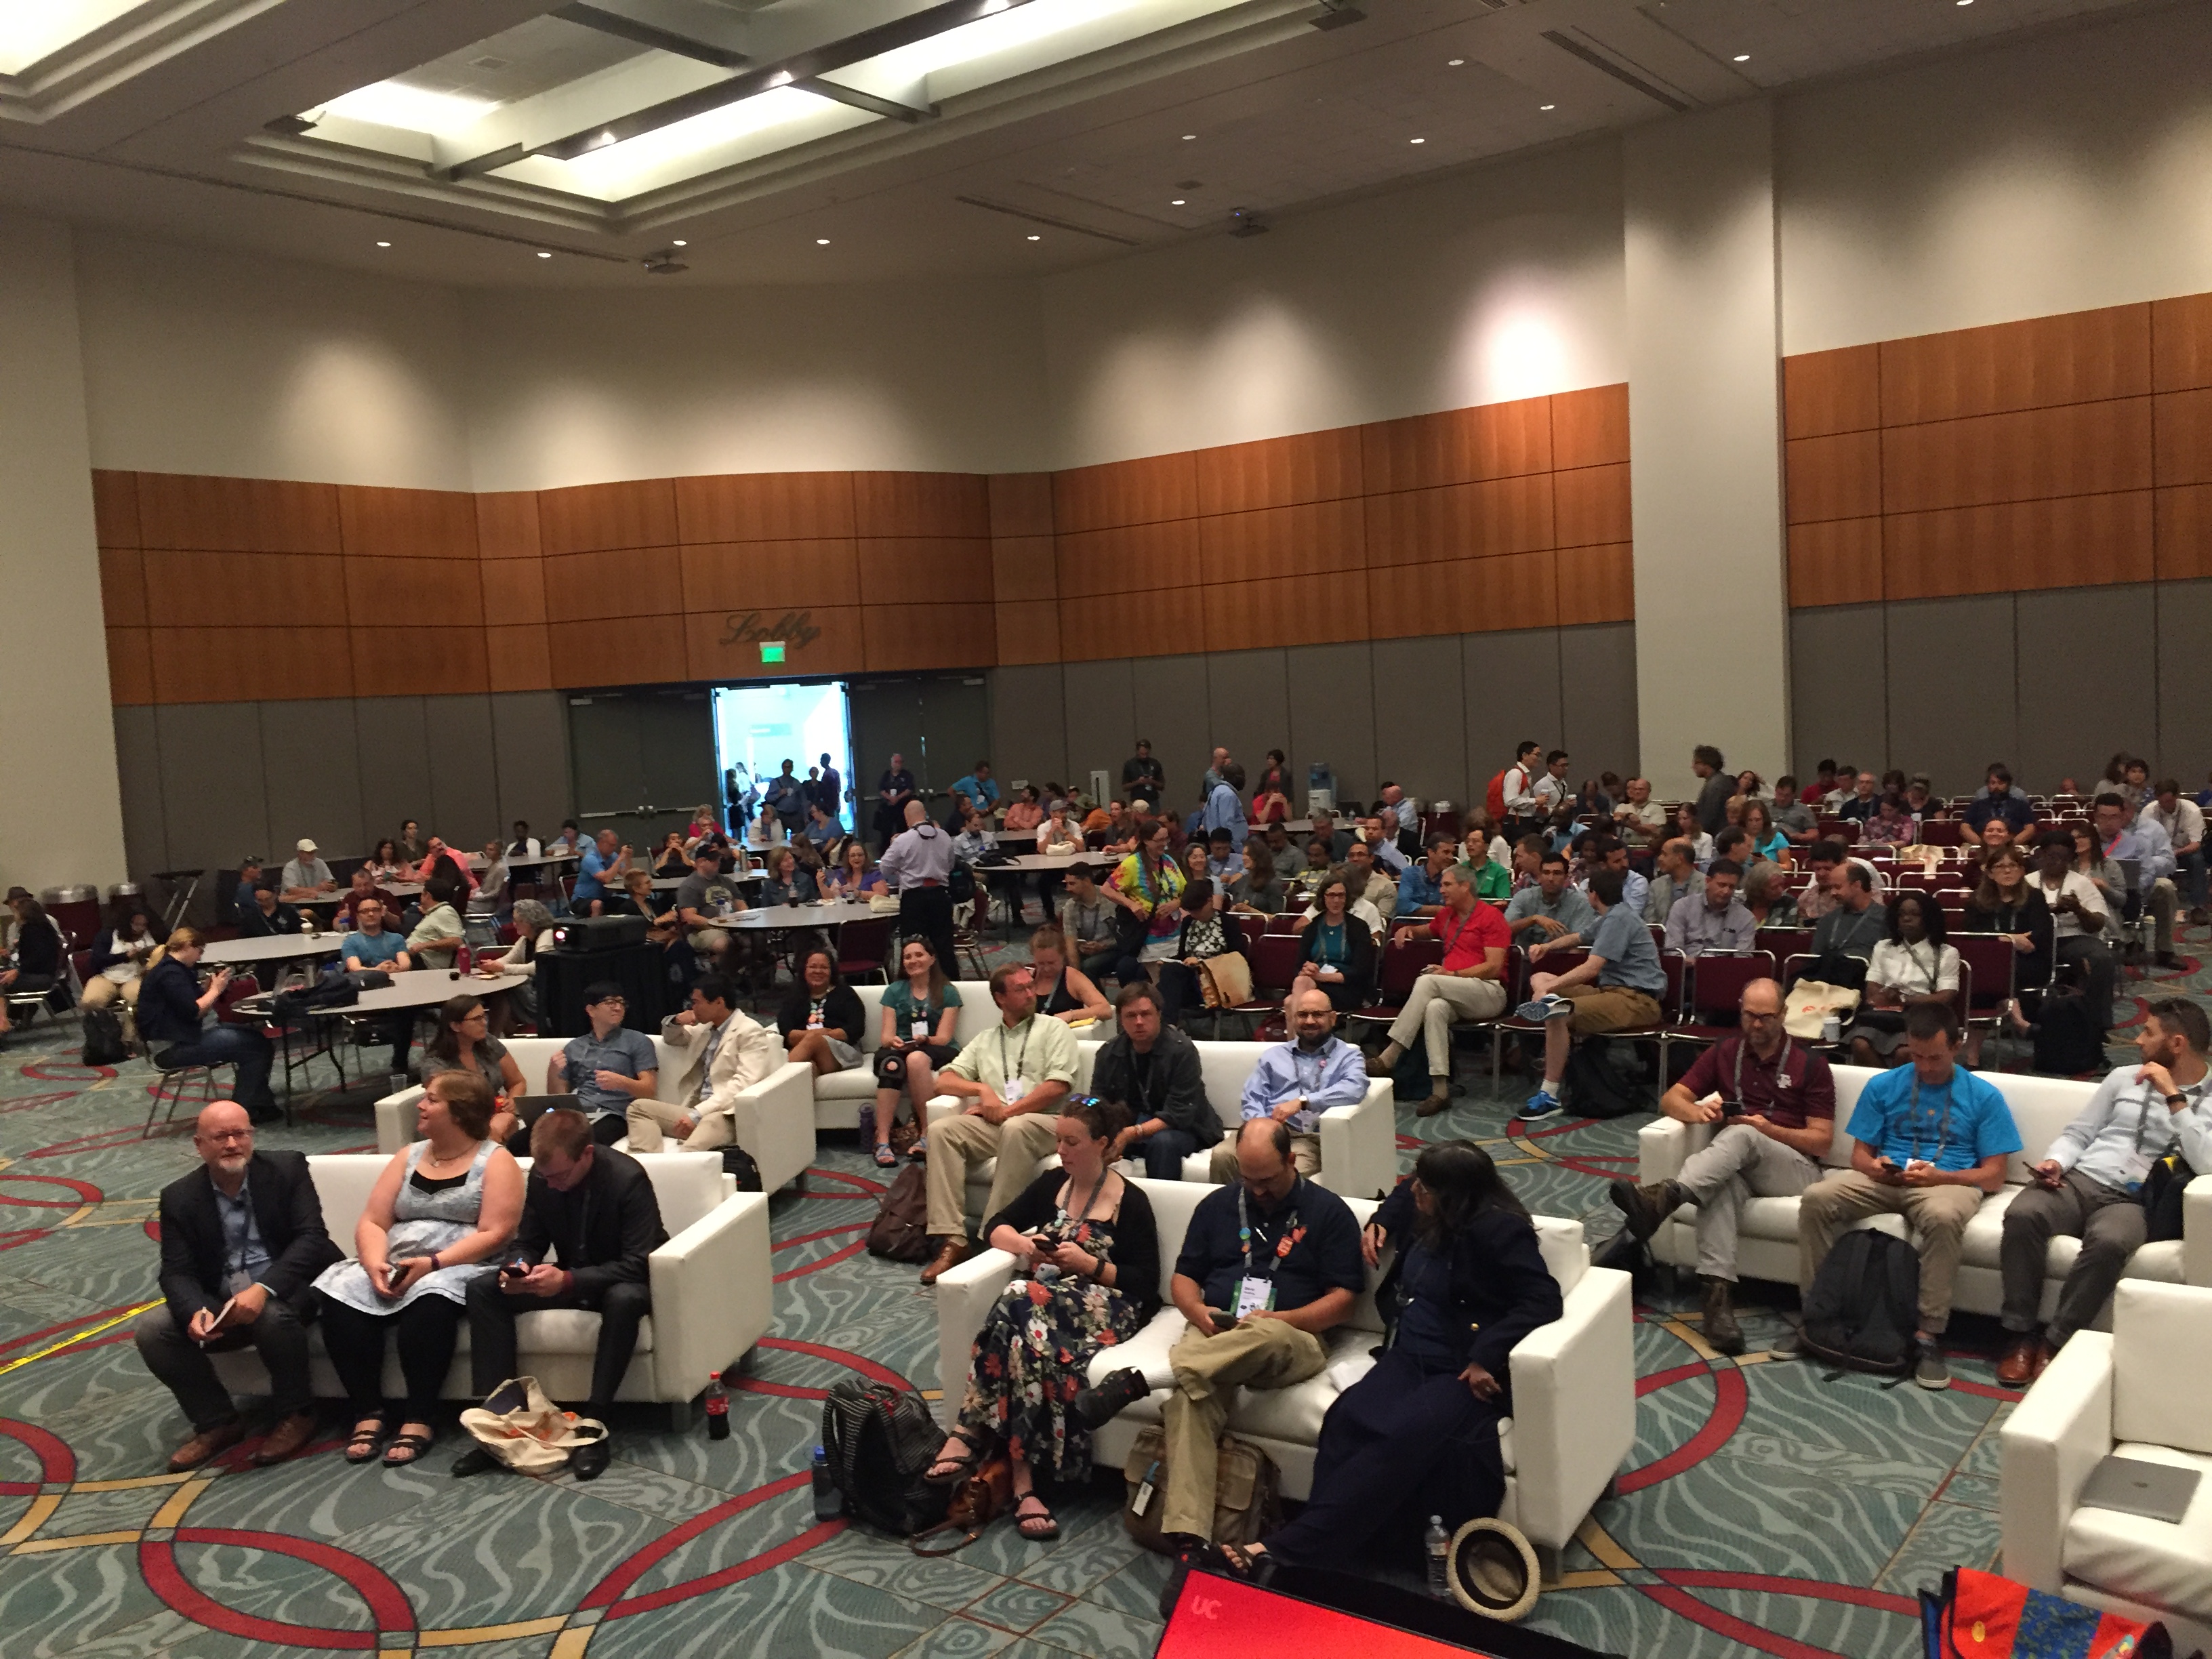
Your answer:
[1132,654,1210,815]
[111,705,166,884]
[1887,596,2015,797]
[489,692,574,841]
[1061,659,1135,803]
[2156,579,2212,789]
[1205,649,1290,799]
[154,703,266,884]
[1558,622,1641,783]
[2017,586,2156,794]
[1462,630,1562,804]
[425,693,500,848]
[1790,605,1887,784]
[260,699,361,861]
[1286,642,1376,809]
[355,696,430,853]
[988,665,1067,794]
[1371,636,1467,813]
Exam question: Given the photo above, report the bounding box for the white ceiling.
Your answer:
[0,0,2171,288]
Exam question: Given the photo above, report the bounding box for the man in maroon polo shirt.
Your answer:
[1607,977,1835,1353]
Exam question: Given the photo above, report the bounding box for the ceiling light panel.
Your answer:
[0,0,144,76]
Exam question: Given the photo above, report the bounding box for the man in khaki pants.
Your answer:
[1073,1120,1366,1542]
[919,964,1080,1285]
[625,973,782,1153]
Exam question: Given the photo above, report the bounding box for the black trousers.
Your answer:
[135,1298,314,1429]
[466,1275,651,1410]
[899,886,956,977]
[317,1293,464,1422]
[504,1110,626,1160]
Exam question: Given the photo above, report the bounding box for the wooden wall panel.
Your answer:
[106,628,153,705]
[988,473,1055,538]
[537,480,678,555]
[91,470,140,547]
[990,535,1057,602]
[994,600,1061,664]
[680,539,860,611]
[143,550,346,626]
[484,624,553,692]
[147,629,240,703]
[1368,552,1554,639]
[547,617,687,688]
[1549,385,1631,469]
[338,486,478,558]
[98,547,146,629]
[1881,398,2153,513]
[344,556,485,626]
[1197,499,1364,581]
[853,471,989,538]
[1360,398,1552,495]
[2153,293,2212,394]
[1783,346,1880,438]
[1879,304,2150,426]
[1202,575,1368,653]
[1054,520,1201,598]
[476,491,542,559]
[1553,463,1633,548]
[684,608,864,682]
[2154,388,2212,487]
[138,474,342,553]
[1785,432,1882,524]
[2158,485,2212,581]
[352,626,482,697]
[146,625,351,703]
[675,472,855,544]
[1885,492,2153,600]
[1788,518,1884,608]
[1193,427,1363,516]
[480,559,547,628]
[1555,544,1635,626]
[1364,474,1552,568]
[862,603,995,672]
[855,537,994,605]
[258,626,361,700]
[541,547,682,623]
[1052,453,1199,534]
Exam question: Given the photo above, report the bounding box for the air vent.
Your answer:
[470,56,512,70]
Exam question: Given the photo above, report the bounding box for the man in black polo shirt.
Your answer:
[1607,977,1835,1353]
[1073,1118,1364,1542]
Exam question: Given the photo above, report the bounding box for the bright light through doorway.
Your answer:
[713,682,855,834]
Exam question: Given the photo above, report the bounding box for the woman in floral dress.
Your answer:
[928,1097,1160,1540]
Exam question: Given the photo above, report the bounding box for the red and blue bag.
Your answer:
[1920,1568,2175,1659]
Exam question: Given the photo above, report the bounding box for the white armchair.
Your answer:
[2001,1280,2212,1654]
[933,1179,1634,1574]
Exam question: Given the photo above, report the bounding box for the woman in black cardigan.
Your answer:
[775,947,867,1077]
[1240,1141,1561,1572]
[1291,872,1377,1012]
[928,1096,1160,1543]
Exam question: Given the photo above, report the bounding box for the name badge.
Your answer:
[2119,1148,2154,1191]
[911,1019,930,1041]
[1233,1275,1275,1319]
[1004,1075,1029,1101]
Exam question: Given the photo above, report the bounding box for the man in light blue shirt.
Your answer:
[949,762,999,815]
[1202,762,1248,855]
[1781,1004,2020,1388]
[2095,792,2179,965]
[1995,996,2212,1380]
[1206,986,1367,1181]
[1502,852,1595,944]
[1394,835,1458,918]
[572,829,631,917]
[1583,837,1647,920]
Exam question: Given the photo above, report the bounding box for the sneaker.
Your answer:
[1070,1368,1151,1430]
[1913,1338,1950,1391]
[1515,994,1565,1023]
[1767,1327,1804,1361]
[1521,1089,1563,1120]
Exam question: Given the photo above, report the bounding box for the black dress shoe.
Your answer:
[568,1439,611,1481]
[1070,1368,1150,1430]
[450,1447,500,1478]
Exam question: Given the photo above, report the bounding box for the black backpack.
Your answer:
[1801,1229,1919,1373]
[2032,990,2106,1076]
[79,1006,127,1067]
[865,1164,931,1262]
[1561,1036,1648,1120]
[719,1146,763,1193]
[819,1379,949,1535]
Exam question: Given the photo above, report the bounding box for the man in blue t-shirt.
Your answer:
[342,899,413,1076]
[1516,865,1667,1120]
[1777,1003,2020,1389]
[572,829,632,917]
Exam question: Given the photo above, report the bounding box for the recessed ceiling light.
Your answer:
[1171,198,1186,205]
[535,250,551,258]
[1409,137,1425,144]
[1447,58,1464,66]
[1733,53,1750,62]
[375,240,390,247]
[816,238,830,245]
[1540,104,1555,110]
[672,239,687,247]
[1027,234,1041,241]
[1181,133,1196,140]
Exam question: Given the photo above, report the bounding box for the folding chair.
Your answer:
[1231,933,1305,1040]
[1658,949,1778,1078]
[1347,937,1443,1041]
[835,916,892,983]
[1492,945,1584,1086]
[144,1048,231,1138]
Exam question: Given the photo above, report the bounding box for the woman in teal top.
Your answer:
[869,937,963,1166]
[1292,872,1377,1012]
[1740,800,1794,868]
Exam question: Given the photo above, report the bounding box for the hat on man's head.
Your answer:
[296,838,319,854]
[3,886,29,902]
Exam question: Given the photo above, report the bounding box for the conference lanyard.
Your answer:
[998,1021,1032,1090]
[1237,1181,1304,1279]
[1731,1035,1791,1107]
[1905,1077,1954,1166]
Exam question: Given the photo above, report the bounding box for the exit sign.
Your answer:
[758,641,785,664]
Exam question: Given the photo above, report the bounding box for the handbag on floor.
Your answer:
[458,1376,608,1473]
[1120,1425,1281,1554]
[1195,952,1252,1010]
[1918,1565,2173,1658]
[79,1005,127,1067]
[908,1452,1012,1556]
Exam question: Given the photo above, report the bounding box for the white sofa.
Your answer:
[920,1038,1400,1231]
[375,1033,818,1196]
[208,1152,771,1428]
[933,1178,1635,1574]
[2002,1280,2212,1654]
[1636,1065,2212,1319]
[808,981,1001,1128]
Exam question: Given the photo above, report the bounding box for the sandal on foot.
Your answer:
[924,1431,986,1484]
[1014,1492,1059,1540]
[344,1419,388,1465]
[909,1137,927,1160]
[874,1143,897,1168]
[382,1429,434,1468]
[1207,1540,1273,1583]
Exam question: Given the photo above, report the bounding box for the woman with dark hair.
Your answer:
[367,838,405,883]
[653,831,691,879]
[1845,891,1960,1066]
[1155,880,1247,1023]
[1228,840,1285,914]
[1254,748,1290,804]
[869,937,962,1166]
[1292,873,1376,1012]
[1963,845,2053,1065]
[1226,1141,1560,1574]
[0,897,64,1024]
[777,947,865,1076]
[821,837,884,902]
[928,1095,1159,1542]
[81,899,157,1015]
[420,995,526,1145]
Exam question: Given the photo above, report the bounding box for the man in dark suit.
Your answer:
[456,1107,666,1480]
[135,1101,342,1471]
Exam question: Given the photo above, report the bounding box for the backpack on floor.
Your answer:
[1800,1227,1919,1374]
[1562,1036,1647,1120]
[719,1145,763,1193]
[79,1006,127,1067]
[1390,1042,1433,1101]
[2032,989,2106,1077]
[819,1379,949,1536]
[865,1163,931,1262]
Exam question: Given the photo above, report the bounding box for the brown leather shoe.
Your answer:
[250,1411,319,1467]
[919,1237,970,1287]
[167,1420,245,1473]
[1995,1336,2041,1386]
[1414,1091,1452,1118]
[2028,1339,2055,1382]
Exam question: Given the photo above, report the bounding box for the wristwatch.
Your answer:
[2166,1092,2188,1109]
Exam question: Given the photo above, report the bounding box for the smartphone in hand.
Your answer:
[500,1258,529,1280]
[384,1261,409,1290]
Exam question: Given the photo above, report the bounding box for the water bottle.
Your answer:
[457,941,474,976]
[704,1374,730,1439]
[1425,1515,1451,1600]
[811,1445,842,1520]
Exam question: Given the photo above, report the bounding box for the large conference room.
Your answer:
[4,1,2212,1656]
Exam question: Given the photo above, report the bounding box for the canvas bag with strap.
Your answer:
[1195,951,1252,1009]
[459,1376,608,1472]
[1119,1425,1282,1553]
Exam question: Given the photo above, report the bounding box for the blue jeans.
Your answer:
[164,1023,276,1113]
[2182,848,2207,912]
[1139,1128,1201,1181]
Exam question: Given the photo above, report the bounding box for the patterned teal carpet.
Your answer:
[0,936,2195,1659]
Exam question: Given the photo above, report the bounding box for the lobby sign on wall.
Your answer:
[720,611,823,664]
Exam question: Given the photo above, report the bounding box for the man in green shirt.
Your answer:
[921,964,1080,1284]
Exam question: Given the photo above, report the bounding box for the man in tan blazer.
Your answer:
[624,972,783,1153]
